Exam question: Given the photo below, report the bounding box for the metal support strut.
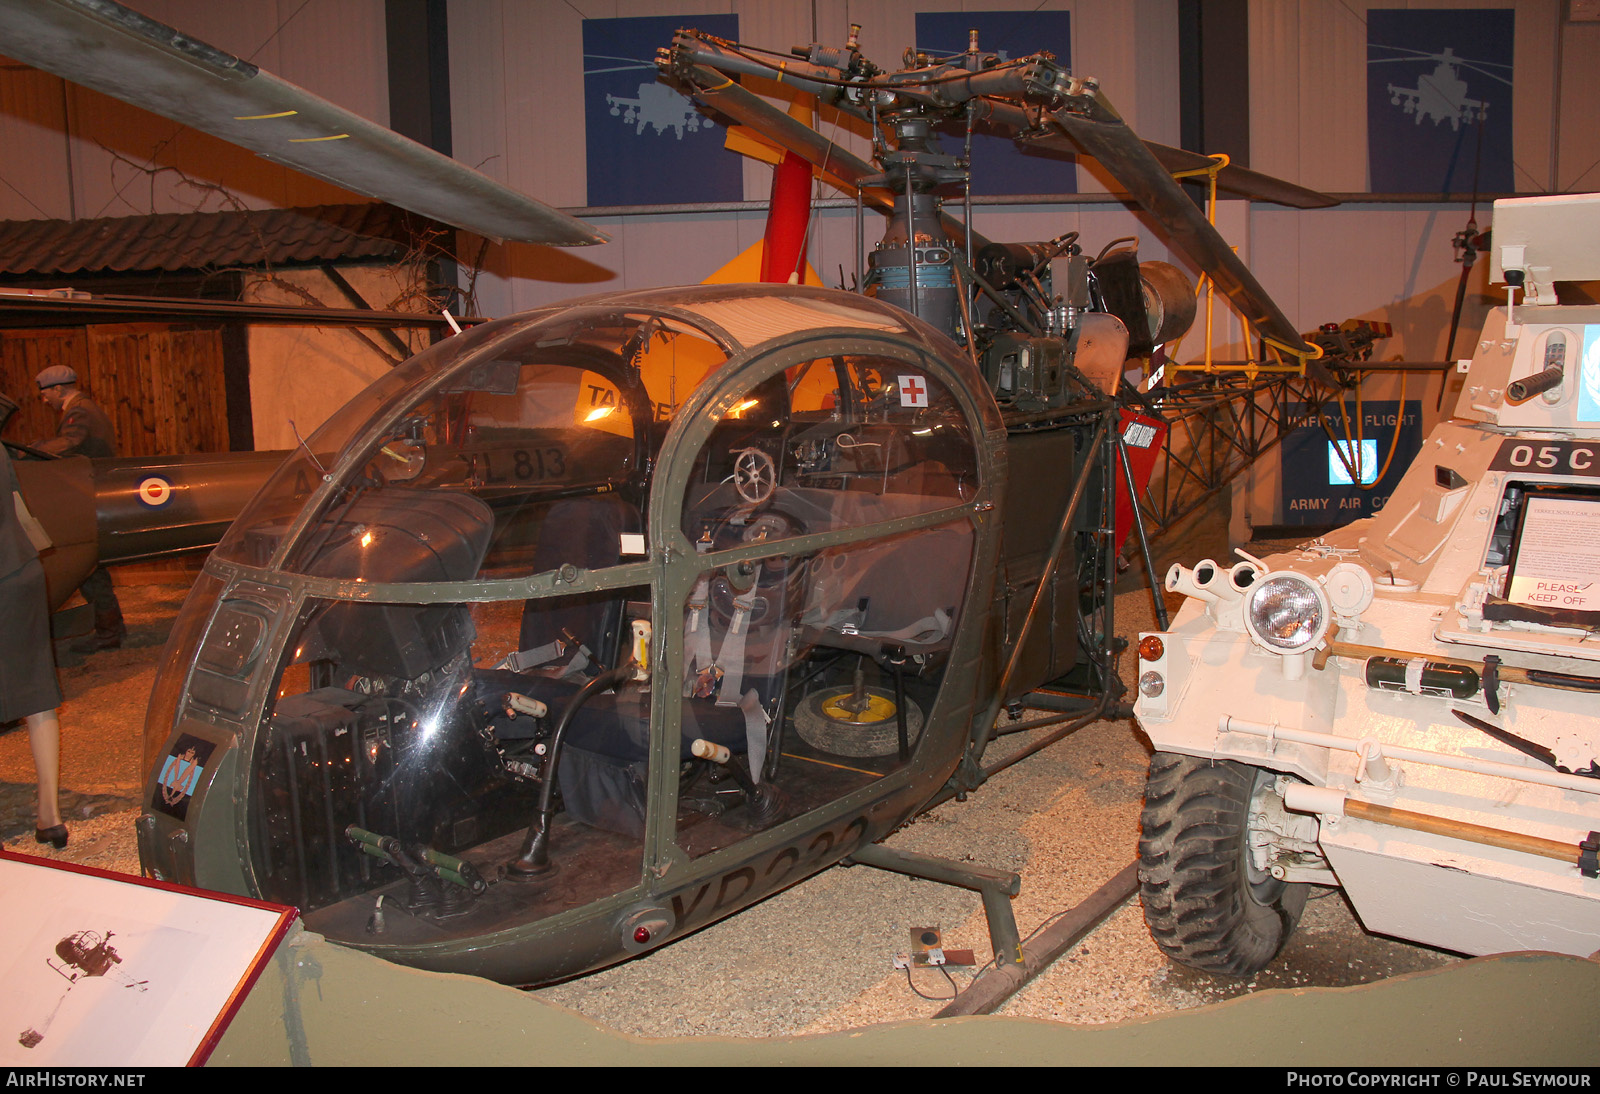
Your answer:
[969,412,1111,766]
[845,843,1024,967]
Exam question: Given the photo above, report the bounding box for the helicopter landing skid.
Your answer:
[937,862,1140,1017]
[844,843,1024,970]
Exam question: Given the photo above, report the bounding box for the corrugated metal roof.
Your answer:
[0,203,448,276]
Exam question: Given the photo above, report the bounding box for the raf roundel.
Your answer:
[137,475,173,508]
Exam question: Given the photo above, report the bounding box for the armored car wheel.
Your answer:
[1138,752,1308,976]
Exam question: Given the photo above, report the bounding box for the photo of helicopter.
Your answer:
[1,1,1353,990]
[16,929,147,1051]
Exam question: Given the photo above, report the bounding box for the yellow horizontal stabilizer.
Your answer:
[703,240,768,283]
[724,95,819,167]
[702,239,824,286]
[725,125,786,167]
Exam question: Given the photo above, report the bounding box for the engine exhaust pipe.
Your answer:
[1193,558,1244,601]
[1165,562,1217,603]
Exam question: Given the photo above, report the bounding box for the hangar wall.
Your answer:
[1249,0,1593,197]
[1233,0,1594,528]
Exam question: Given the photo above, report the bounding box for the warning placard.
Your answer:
[1507,496,1600,612]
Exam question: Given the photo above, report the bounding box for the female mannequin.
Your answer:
[24,711,65,845]
[2,420,67,847]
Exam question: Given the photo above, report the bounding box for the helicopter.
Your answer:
[4,1,1341,987]
[1370,44,1510,131]
[17,930,148,1050]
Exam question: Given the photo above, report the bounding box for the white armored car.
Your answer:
[1134,194,1600,974]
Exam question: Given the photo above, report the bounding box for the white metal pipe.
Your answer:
[1166,562,1218,603]
[1282,782,1347,816]
[1228,559,1262,594]
[1218,714,1600,796]
[1194,559,1244,601]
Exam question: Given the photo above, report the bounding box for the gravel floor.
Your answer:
[1,550,1458,1040]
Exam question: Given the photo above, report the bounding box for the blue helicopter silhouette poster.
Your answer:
[914,11,1074,196]
[583,14,744,207]
[1366,9,1514,195]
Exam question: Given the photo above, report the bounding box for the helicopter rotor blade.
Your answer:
[973,100,1336,210]
[1047,87,1314,357]
[0,0,608,246]
[1368,44,1445,59]
[1140,142,1338,210]
[1451,63,1513,88]
[671,64,993,254]
[676,67,886,199]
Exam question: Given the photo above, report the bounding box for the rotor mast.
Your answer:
[661,27,1318,360]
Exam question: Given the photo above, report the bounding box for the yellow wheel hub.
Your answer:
[820,692,898,725]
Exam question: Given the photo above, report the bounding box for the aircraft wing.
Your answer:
[0,0,607,246]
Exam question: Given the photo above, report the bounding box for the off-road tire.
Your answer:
[1138,751,1308,976]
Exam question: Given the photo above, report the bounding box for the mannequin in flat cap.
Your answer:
[34,365,115,459]
[35,366,124,651]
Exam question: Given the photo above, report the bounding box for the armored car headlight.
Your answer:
[1243,572,1329,656]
